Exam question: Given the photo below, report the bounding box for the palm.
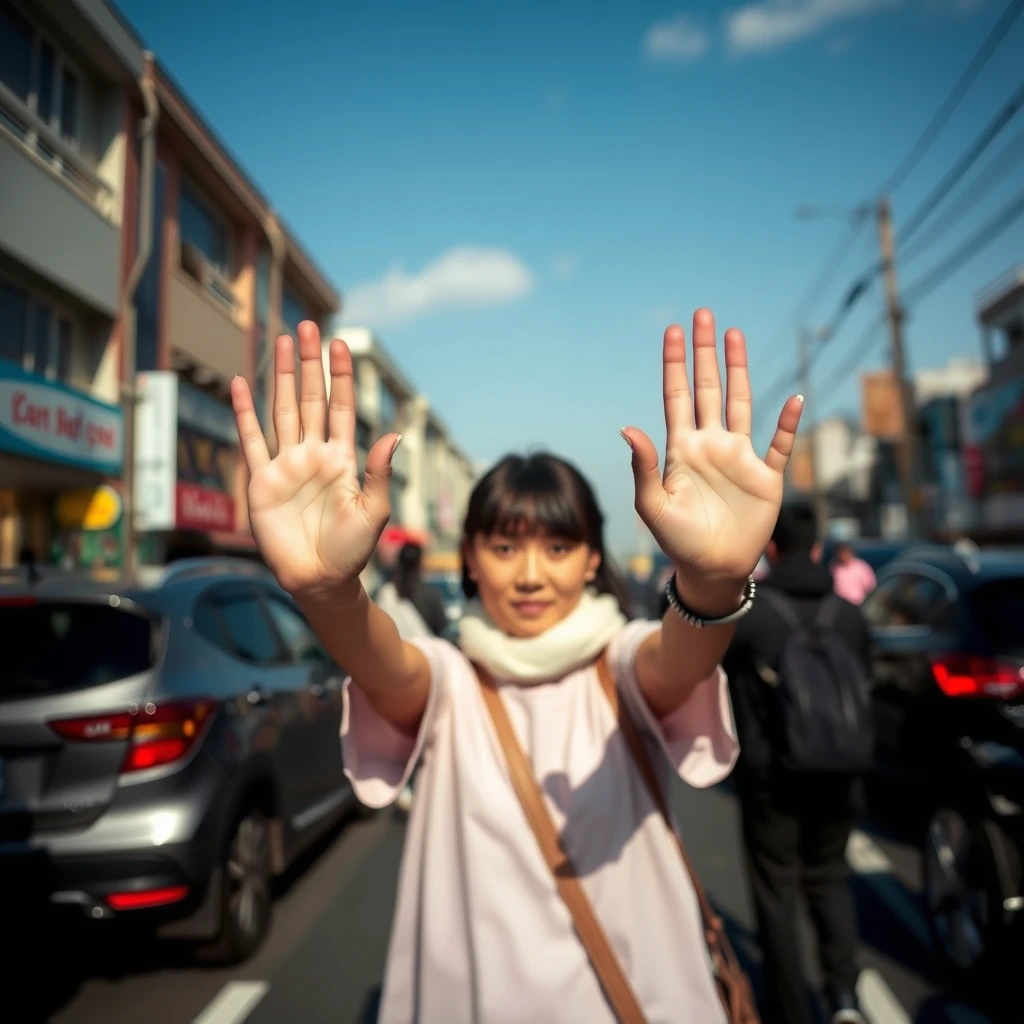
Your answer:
[231,323,399,596]
[625,311,802,585]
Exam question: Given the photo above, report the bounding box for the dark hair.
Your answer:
[771,501,818,556]
[394,543,423,601]
[460,452,632,618]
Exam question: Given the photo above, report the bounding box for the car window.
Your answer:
[262,593,327,664]
[0,602,155,699]
[862,576,906,626]
[863,573,946,628]
[970,579,1024,654]
[194,584,284,665]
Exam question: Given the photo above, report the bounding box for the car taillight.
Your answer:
[105,885,190,911]
[930,656,1024,699]
[49,699,215,772]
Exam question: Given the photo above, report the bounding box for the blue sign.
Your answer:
[0,360,123,475]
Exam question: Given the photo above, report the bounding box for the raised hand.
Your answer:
[623,309,802,599]
[230,321,400,597]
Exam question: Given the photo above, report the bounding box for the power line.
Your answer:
[881,0,1024,194]
[898,78,1024,244]
[812,318,886,401]
[900,122,1024,264]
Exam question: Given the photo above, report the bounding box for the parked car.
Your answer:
[861,547,1024,988]
[0,558,357,962]
[425,572,465,639]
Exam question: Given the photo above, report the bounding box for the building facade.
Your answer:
[0,0,144,568]
[962,264,1024,542]
[0,0,339,569]
[326,326,476,583]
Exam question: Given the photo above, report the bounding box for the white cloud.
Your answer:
[551,253,578,279]
[643,14,711,63]
[342,247,534,329]
[726,0,897,55]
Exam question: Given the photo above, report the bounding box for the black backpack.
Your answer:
[760,590,874,774]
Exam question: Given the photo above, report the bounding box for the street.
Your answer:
[7,779,998,1024]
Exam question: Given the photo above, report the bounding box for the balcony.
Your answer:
[167,268,247,385]
[0,99,119,316]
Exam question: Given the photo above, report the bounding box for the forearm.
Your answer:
[297,581,429,732]
[637,572,743,718]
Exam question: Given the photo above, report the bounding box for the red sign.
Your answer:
[175,482,235,532]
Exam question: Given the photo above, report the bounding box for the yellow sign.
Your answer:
[56,485,122,531]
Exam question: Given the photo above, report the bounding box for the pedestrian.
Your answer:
[829,541,876,606]
[230,313,803,1024]
[375,542,448,811]
[722,503,873,1024]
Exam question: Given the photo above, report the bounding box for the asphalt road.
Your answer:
[5,781,1005,1024]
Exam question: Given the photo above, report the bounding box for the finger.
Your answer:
[328,339,356,449]
[622,427,665,524]
[663,324,693,446]
[724,328,752,436]
[692,308,723,430]
[297,320,327,442]
[231,375,270,474]
[272,334,300,449]
[764,395,805,474]
[363,432,403,515]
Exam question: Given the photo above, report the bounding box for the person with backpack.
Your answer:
[722,502,873,1024]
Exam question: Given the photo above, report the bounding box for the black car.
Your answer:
[861,547,1024,988]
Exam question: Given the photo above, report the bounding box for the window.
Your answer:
[863,573,948,629]
[281,287,311,336]
[180,182,230,272]
[193,585,283,665]
[0,279,28,365]
[0,1,33,101]
[380,385,398,431]
[1,603,155,699]
[0,4,80,144]
[0,277,75,380]
[263,593,326,663]
[135,159,167,372]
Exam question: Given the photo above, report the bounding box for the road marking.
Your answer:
[846,830,932,948]
[192,981,269,1024]
[857,968,911,1024]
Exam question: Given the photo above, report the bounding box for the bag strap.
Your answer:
[757,587,802,629]
[474,665,649,1024]
[814,592,842,630]
[594,653,721,939]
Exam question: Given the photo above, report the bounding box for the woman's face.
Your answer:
[464,531,601,638]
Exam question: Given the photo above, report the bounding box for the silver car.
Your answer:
[0,558,356,962]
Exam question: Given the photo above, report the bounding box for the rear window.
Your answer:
[0,601,156,699]
[970,580,1024,654]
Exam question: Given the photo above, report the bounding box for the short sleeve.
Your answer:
[610,620,739,789]
[340,637,455,808]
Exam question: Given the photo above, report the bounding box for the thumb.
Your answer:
[621,427,664,523]
[363,432,402,519]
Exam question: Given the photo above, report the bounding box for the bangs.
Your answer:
[468,456,591,544]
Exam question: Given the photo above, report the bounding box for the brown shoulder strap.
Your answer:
[594,653,723,942]
[473,665,648,1024]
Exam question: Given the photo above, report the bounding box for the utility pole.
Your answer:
[799,328,829,534]
[876,195,918,538]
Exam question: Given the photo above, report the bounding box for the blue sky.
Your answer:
[118,0,1024,554]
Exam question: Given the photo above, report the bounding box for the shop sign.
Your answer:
[55,485,122,531]
[0,361,123,474]
[175,481,235,532]
[134,372,178,531]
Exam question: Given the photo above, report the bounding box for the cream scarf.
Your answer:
[458,590,627,683]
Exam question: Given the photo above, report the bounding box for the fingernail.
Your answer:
[619,428,633,450]
[391,434,403,455]
[796,394,805,403]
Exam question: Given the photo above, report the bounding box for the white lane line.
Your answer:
[857,968,911,1024]
[846,830,932,948]
[192,981,269,1024]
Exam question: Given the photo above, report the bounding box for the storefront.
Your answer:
[134,371,251,563]
[0,360,124,568]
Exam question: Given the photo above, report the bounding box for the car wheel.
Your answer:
[202,808,273,965]
[922,807,1021,989]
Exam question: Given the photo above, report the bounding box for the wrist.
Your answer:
[672,569,748,619]
[292,576,364,613]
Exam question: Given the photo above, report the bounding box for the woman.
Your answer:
[230,312,801,1023]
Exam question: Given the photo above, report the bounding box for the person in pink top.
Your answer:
[830,543,877,605]
[230,311,803,1023]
